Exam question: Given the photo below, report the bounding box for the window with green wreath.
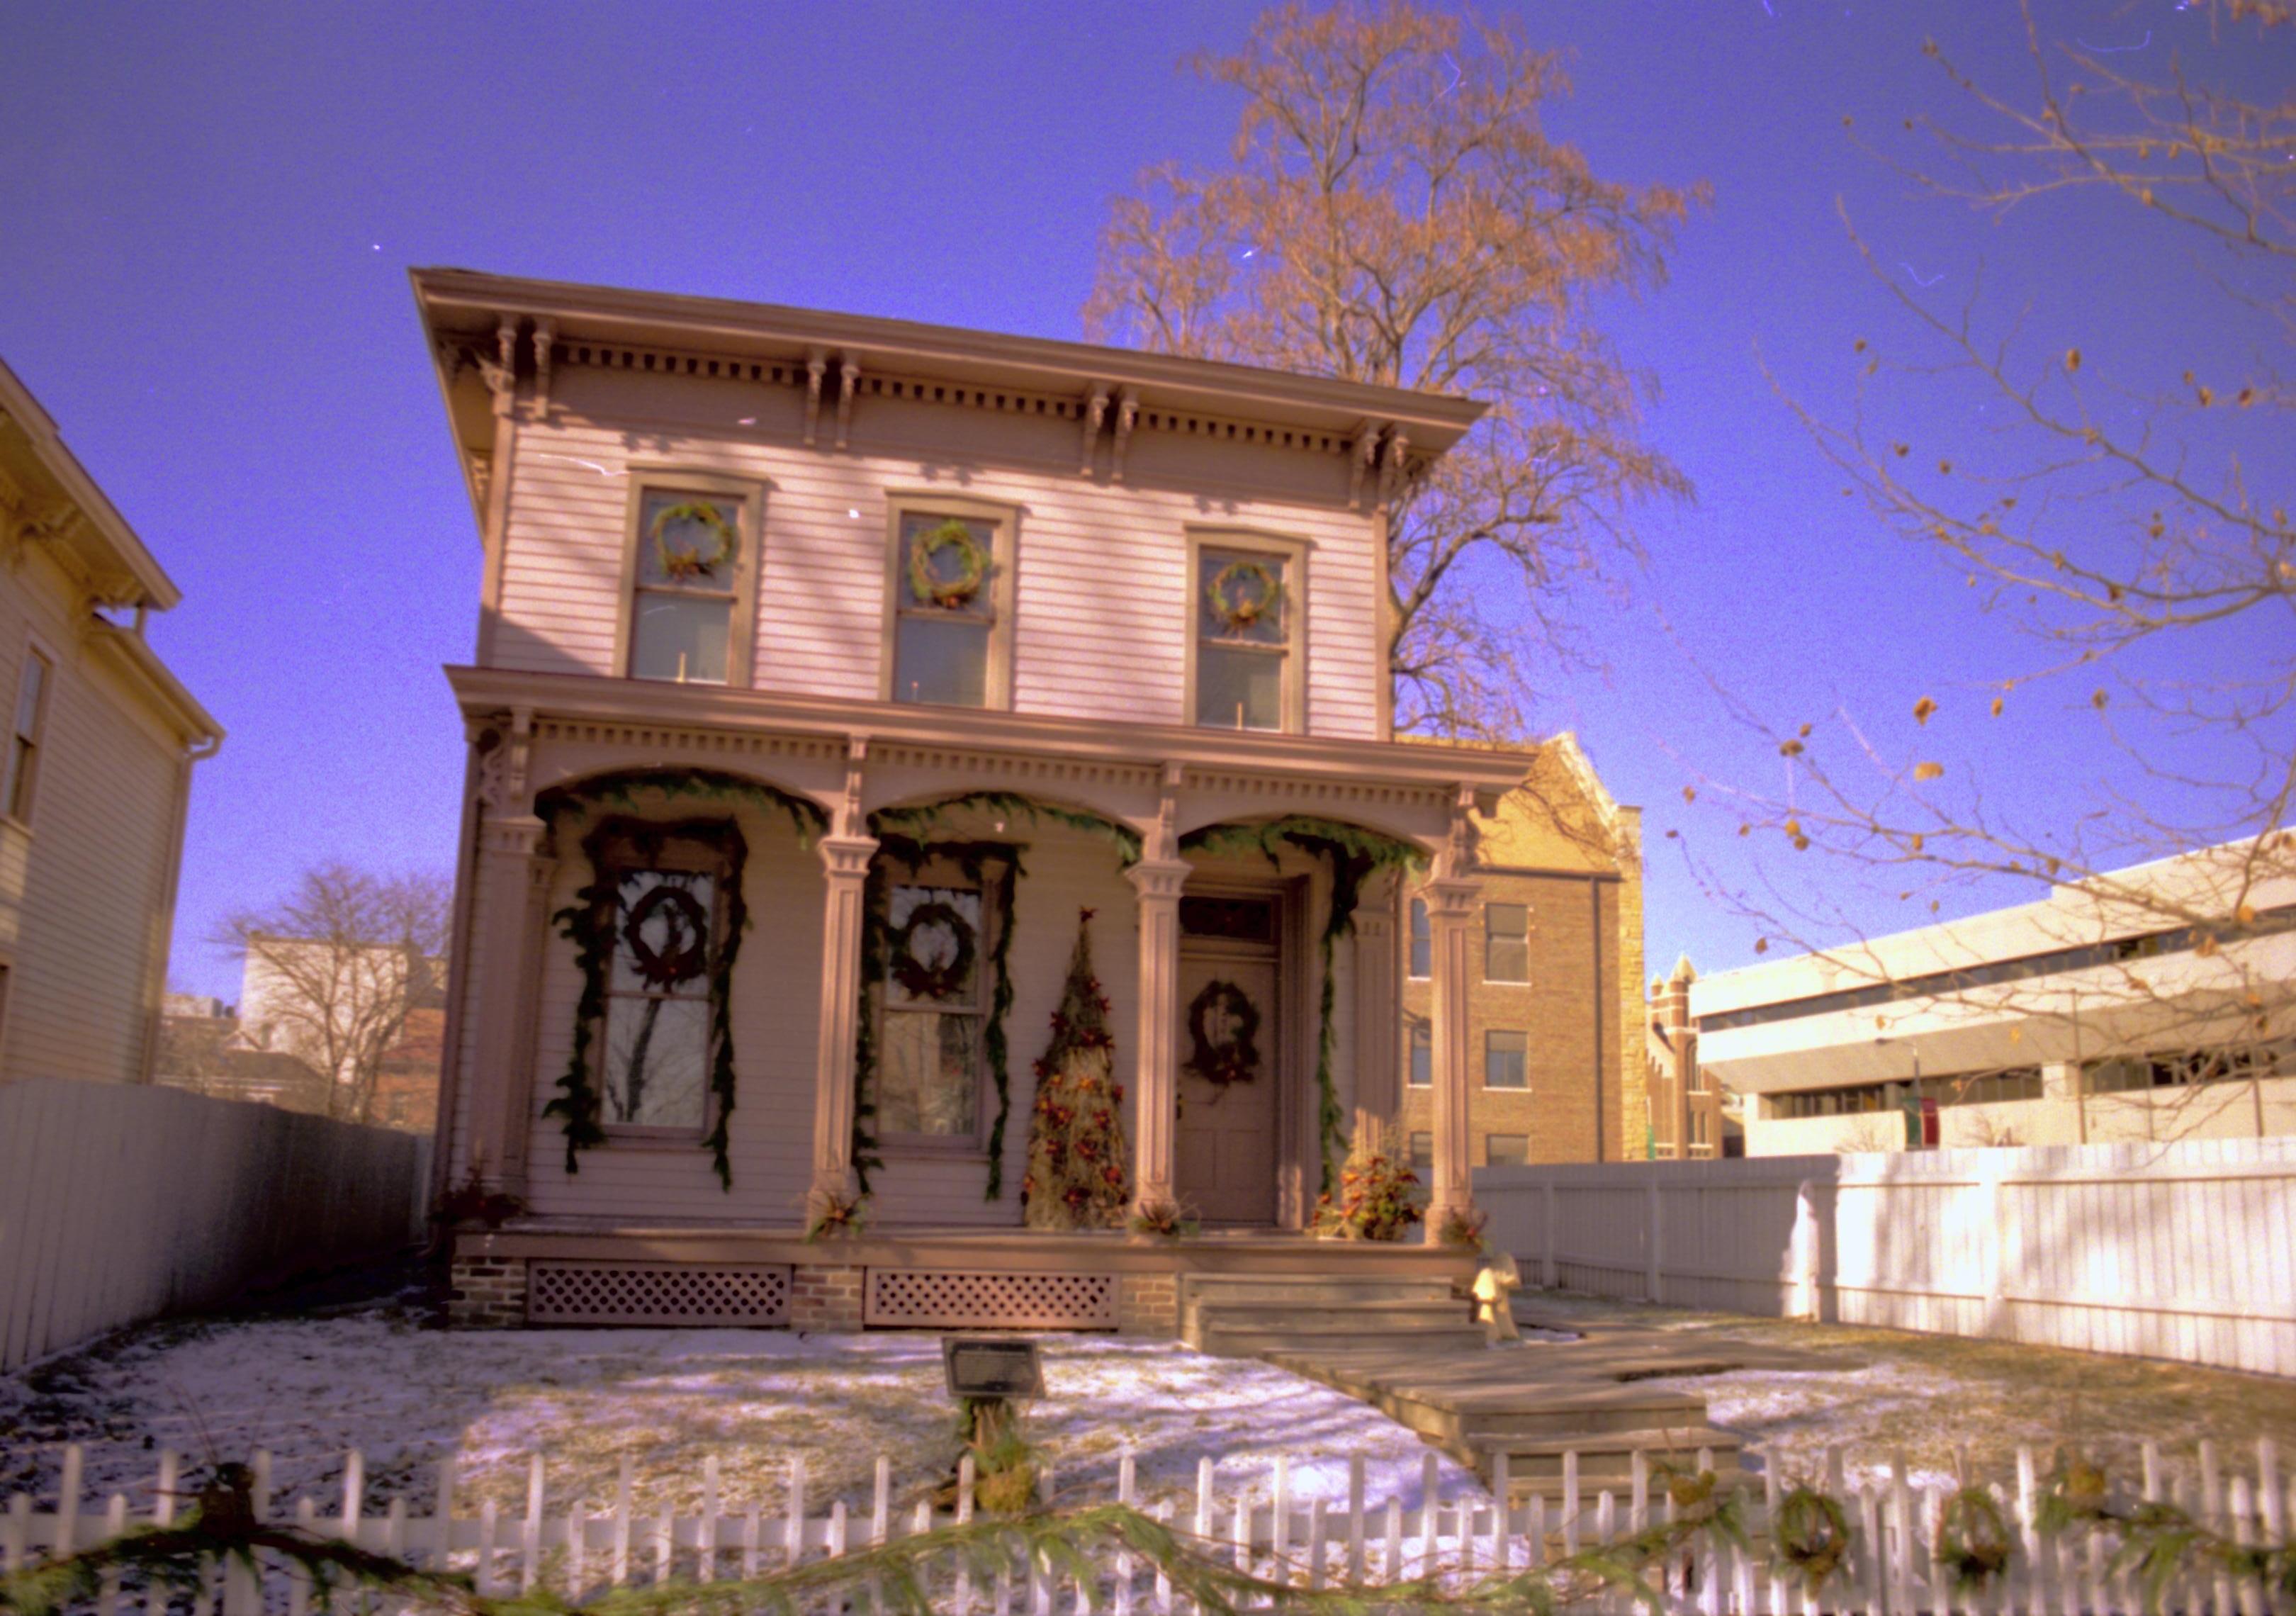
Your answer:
[1195,545,1292,731]
[630,490,743,685]
[894,511,998,707]
[595,834,730,1132]
[879,880,986,1140]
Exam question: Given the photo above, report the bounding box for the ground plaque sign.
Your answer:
[942,1336,1044,1398]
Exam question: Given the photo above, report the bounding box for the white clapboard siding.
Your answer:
[491,415,1387,741]
[0,1080,428,1372]
[6,1440,2288,1614]
[1478,1137,2296,1376]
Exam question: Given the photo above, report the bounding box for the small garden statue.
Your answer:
[1472,1250,1522,1342]
[1020,909,1130,1228]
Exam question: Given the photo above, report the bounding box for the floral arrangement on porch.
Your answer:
[1125,1198,1200,1240]
[1434,1203,1490,1250]
[1178,816,1427,1199]
[907,517,989,609]
[1020,909,1130,1229]
[1310,1118,1422,1241]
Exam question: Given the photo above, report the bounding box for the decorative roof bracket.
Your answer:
[1110,387,1139,483]
[834,357,860,450]
[1079,382,1110,476]
[802,347,828,447]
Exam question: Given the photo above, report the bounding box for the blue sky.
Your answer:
[1,1,2281,1001]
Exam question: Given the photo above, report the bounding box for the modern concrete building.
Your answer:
[1692,840,2295,1155]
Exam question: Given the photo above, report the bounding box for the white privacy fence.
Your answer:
[0,1079,430,1372]
[4,1438,2291,1614]
[1476,1136,2296,1377]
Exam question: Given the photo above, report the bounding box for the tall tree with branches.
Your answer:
[218,865,450,1125]
[1086,0,1704,737]
[1689,1,2293,1140]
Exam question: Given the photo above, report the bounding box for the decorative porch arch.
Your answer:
[866,789,1142,866]
[1180,815,1430,1197]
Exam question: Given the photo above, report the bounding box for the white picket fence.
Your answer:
[1475,1136,2296,1377]
[5,1438,2290,1612]
[0,1079,432,1372]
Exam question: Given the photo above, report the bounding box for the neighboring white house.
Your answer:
[1693,839,2296,1155]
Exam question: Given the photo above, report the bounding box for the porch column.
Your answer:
[1421,873,1480,1232]
[1350,873,1400,1138]
[1127,858,1192,1216]
[468,809,555,1195]
[808,833,879,1223]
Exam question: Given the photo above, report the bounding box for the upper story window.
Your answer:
[594,827,734,1134]
[889,503,1013,709]
[1486,1133,1529,1167]
[1484,902,1529,983]
[1485,1028,1529,1089]
[622,479,758,686]
[879,878,988,1143]
[1192,534,1304,733]
[1407,898,1431,978]
[1407,1020,1431,1087]
[1,649,52,823]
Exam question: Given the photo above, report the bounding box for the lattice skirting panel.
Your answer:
[862,1269,1119,1330]
[526,1261,793,1327]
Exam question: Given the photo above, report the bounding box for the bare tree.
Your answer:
[1086,0,1704,737]
[1684,3,2294,1139]
[216,865,451,1125]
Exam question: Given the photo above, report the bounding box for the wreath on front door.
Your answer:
[889,899,977,1001]
[1184,978,1262,1088]
[648,500,738,582]
[621,882,711,988]
[908,518,989,609]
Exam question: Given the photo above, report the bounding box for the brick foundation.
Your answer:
[448,1253,529,1328]
[1118,1272,1178,1336]
[789,1262,864,1331]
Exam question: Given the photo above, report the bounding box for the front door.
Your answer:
[1174,900,1283,1224]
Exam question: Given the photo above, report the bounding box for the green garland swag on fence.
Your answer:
[852,830,1027,1201]
[1179,815,1426,1197]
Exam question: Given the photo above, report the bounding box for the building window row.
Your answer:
[2084,1039,2291,1094]
[1771,1065,2044,1121]
[1405,897,1533,985]
[621,480,1306,734]
[1405,1022,1534,1092]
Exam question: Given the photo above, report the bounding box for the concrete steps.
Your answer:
[1466,1425,1749,1498]
[1178,1273,1479,1357]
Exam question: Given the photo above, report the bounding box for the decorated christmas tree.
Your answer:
[1021,908,1130,1229]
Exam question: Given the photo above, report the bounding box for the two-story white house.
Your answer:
[417,271,1528,1337]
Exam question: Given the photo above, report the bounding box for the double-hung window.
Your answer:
[1,649,50,823]
[879,877,989,1143]
[1485,1028,1529,1090]
[624,481,756,686]
[1407,1020,1432,1087]
[1485,1133,1530,1167]
[1407,898,1431,979]
[593,825,733,1135]
[889,503,1011,709]
[1192,536,1302,732]
[1484,903,1529,983]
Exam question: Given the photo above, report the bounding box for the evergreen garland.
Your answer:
[540,814,751,1189]
[855,829,1028,1201]
[872,790,1141,865]
[536,768,828,845]
[1179,815,1427,1196]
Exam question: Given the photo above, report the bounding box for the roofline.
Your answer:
[86,621,223,747]
[0,356,182,610]
[407,267,1488,449]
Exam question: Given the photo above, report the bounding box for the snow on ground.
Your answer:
[0,1301,1482,1520]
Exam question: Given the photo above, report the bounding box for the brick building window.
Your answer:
[1484,902,1529,982]
[1484,1028,1528,1089]
[1407,1021,1431,1087]
[1485,1133,1529,1166]
[1407,898,1431,978]
[1407,1131,1433,1169]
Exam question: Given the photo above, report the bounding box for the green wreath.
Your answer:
[1935,1486,2014,1591]
[621,882,710,988]
[648,500,738,582]
[1205,557,1282,633]
[1772,1485,1854,1594]
[889,899,977,1001]
[908,518,989,609]
[1185,978,1262,1087]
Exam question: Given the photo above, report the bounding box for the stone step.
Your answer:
[1197,1323,1492,1359]
[1452,1391,1713,1442]
[1463,1426,1748,1496]
[1182,1299,1473,1337]
[1178,1276,1461,1308]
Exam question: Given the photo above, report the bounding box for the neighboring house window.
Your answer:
[1407,1131,1433,1169]
[879,880,986,1140]
[1484,902,1529,983]
[891,507,1008,708]
[1407,1021,1431,1087]
[1194,542,1297,731]
[1486,1133,1529,1167]
[1485,1028,1529,1089]
[629,489,746,685]
[1,649,51,821]
[597,838,727,1133]
[1407,898,1431,978]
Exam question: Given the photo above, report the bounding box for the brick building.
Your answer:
[1397,735,1648,1168]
